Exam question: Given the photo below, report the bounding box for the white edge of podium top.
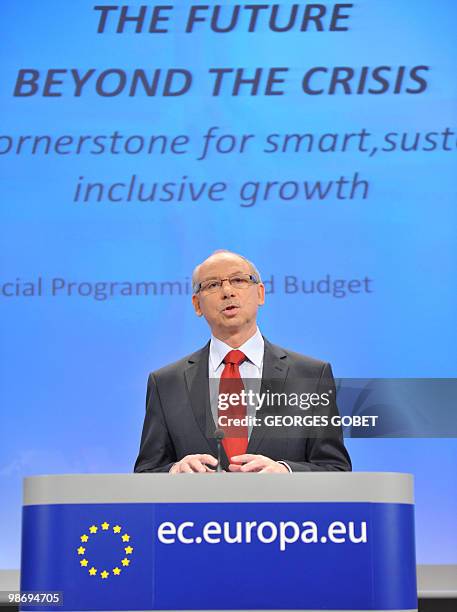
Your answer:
[23,472,414,505]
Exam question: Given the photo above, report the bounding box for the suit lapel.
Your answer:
[247,338,289,454]
[184,343,219,457]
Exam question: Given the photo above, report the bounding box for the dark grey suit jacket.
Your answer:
[134,338,351,473]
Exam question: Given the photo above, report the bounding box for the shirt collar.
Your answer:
[210,327,264,370]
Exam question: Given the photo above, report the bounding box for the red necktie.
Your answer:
[218,350,248,462]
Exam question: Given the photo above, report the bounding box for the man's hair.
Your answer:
[192,250,262,293]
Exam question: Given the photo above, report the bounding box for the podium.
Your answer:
[21,473,417,611]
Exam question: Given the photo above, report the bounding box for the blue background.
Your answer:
[1,0,456,568]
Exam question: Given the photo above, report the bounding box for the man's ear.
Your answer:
[192,293,203,316]
[257,282,265,306]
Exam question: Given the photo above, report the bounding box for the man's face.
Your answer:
[192,254,265,337]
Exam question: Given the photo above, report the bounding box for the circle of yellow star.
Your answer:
[78,521,134,579]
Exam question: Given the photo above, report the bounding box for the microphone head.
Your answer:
[214,428,225,441]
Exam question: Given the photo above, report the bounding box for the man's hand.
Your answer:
[228,454,289,473]
[170,454,218,473]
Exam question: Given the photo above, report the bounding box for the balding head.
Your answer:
[192,250,261,293]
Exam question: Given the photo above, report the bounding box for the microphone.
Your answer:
[214,428,225,473]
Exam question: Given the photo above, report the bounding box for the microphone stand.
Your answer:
[214,428,225,473]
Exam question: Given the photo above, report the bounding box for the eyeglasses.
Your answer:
[194,273,259,295]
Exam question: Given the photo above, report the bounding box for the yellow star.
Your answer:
[89,525,98,534]
[80,534,89,542]
[89,567,97,576]
[101,522,110,530]
[121,558,130,567]
[121,534,130,542]
[113,525,121,533]
[77,546,85,555]
[112,567,121,576]
[125,546,133,554]
[80,559,88,567]
[100,570,109,579]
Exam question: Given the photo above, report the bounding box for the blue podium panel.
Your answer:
[20,474,417,611]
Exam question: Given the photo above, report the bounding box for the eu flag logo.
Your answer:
[76,521,134,580]
[22,504,154,610]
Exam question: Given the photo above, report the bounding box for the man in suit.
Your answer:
[134,250,351,474]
